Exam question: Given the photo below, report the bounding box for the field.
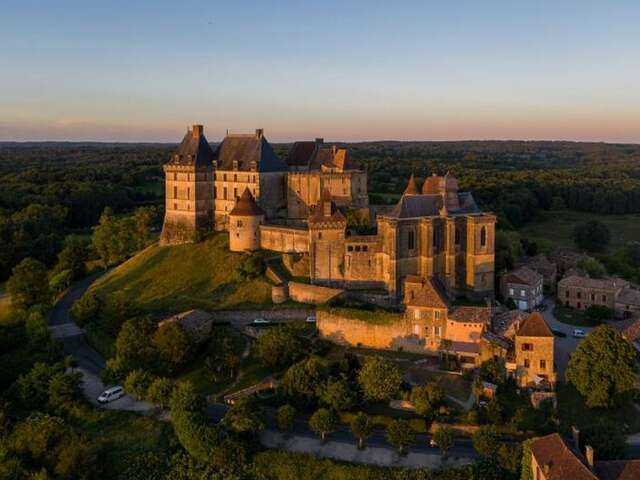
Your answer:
[519,209,640,253]
[91,233,273,316]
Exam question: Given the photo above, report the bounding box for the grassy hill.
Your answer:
[91,233,273,316]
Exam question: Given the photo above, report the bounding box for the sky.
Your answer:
[1,0,639,143]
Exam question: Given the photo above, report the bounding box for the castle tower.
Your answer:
[308,189,347,285]
[229,188,265,252]
[160,125,215,245]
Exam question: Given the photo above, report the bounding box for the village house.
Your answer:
[529,431,640,480]
[501,266,544,310]
[515,254,558,291]
[557,274,631,315]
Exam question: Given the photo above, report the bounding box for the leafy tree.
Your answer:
[410,383,445,418]
[55,236,88,280]
[319,377,357,412]
[280,356,328,404]
[10,413,66,463]
[577,256,607,279]
[550,196,566,210]
[582,418,627,460]
[49,269,73,296]
[624,241,640,268]
[277,404,296,434]
[54,434,96,480]
[357,356,401,402]
[113,316,157,373]
[222,396,265,435]
[146,377,174,408]
[256,326,302,370]
[349,412,373,449]
[102,291,136,334]
[153,322,193,372]
[7,257,50,309]
[472,425,501,458]
[309,408,338,443]
[70,291,101,327]
[566,326,636,408]
[433,426,454,458]
[133,206,156,250]
[26,309,52,349]
[124,369,154,400]
[47,371,82,414]
[573,220,610,252]
[16,362,64,409]
[386,419,414,454]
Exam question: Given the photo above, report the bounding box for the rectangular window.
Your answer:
[520,289,526,296]
[408,230,415,250]
[414,309,420,320]
[509,288,514,295]
[234,188,238,200]
[347,245,353,252]
[591,293,595,301]
[173,186,178,199]
[413,324,420,335]
[363,246,368,252]
[521,343,533,351]
[433,326,441,337]
[173,173,177,181]
[237,220,243,227]
[577,291,581,299]
[602,295,607,302]
[566,291,570,298]
[434,310,441,320]
[223,173,227,181]
[524,358,530,368]
[223,187,228,200]
[540,359,546,370]
[173,203,177,210]
[355,246,361,252]
[187,187,190,200]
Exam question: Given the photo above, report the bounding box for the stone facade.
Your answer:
[508,312,556,388]
[501,266,544,310]
[557,275,627,311]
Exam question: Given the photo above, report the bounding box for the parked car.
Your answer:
[572,329,586,338]
[97,386,125,404]
[305,315,316,323]
[252,318,271,325]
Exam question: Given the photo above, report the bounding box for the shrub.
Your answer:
[386,419,414,454]
[146,377,174,408]
[256,326,302,370]
[153,322,193,372]
[70,291,100,327]
[357,356,401,402]
[277,404,296,433]
[124,369,154,400]
[309,408,338,443]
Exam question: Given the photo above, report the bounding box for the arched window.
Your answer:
[480,226,487,247]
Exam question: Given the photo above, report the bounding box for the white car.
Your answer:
[98,385,125,404]
[305,315,316,323]
[572,329,586,338]
[252,318,271,325]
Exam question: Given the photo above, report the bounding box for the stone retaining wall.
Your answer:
[288,281,344,305]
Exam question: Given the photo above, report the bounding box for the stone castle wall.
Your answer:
[288,282,343,305]
[259,225,309,253]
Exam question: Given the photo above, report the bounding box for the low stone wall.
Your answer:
[288,282,343,305]
[260,225,309,253]
[317,310,429,353]
[210,308,314,323]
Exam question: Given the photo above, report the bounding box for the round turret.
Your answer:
[229,188,265,252]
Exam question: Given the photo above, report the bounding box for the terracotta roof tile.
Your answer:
[559,275,629,291]
[517,312,553,337]
[449,306,491,324]
[503,266,543,287]
[595,460,640,480]
[530,434,597,480]
[404,276,449,308]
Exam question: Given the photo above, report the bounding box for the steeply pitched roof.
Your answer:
[287,139,321,168]
[503,266,543,287]
[530,434,597,480]
[168,125,215,167]
[229,188,265,217]
[595,460,640,480]
[308,189,346,225]
[517,312,553,338]
[404,174,420,195]
[310,145,356,171]
[214,131,287,172]
[404,276,449,308]
[387,194,443,219]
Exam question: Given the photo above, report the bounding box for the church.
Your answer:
[160,125,496,303]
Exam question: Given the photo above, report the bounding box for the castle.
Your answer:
[161,125,495,302]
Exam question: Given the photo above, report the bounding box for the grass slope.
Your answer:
[92,233,273,315]
[519,209,640,253]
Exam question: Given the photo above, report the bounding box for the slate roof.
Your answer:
[404,276,449,308]
[516,312,553,337]
[503,266,543,287]
[229,188,265,217]
[449,306,491,324]
[530,434,597,480]
[310,145,356,171]
[168,125,215,167]
[214,131,287,172]
[595,460,640,480]
[308,189,346,224]
[287,140,318,167]
[387,194,443,219]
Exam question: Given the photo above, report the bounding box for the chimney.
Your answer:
[571,426,580,452]
[192,124,204,139]
[255,128,263,138]
[585,445,594,469]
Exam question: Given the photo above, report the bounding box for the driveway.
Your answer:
[541,298,593,378]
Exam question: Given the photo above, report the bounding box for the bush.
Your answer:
[153,322,193,372]
[236,254,265,280]
[256,326,302,370]
[277,404,296,433]
[70,291,100,327]
[146,377,174,408]
[124,369,154,400]
[357,356,401,402]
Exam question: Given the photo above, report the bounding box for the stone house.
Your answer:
[530,432,640,480]
[501,266,544,310]
[515,254,557,291]
[557,275,628,311]
[506,312,556,388]
[615,286,640,320]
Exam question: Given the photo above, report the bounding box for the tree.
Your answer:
[133,206,156,250]
[114,316,157,372]
[70,291,101,327]
[280,356,328,403]
[124,369,153,400]
[577,256,607,279]
[276,404,296,434]
[222,396,265,435]
[26,309,52,349]
[236,254,264,280]
[349,411,373,449]
[433,426,454,458]
[54,434,96,480]
[7,257,50,309]
[48,371,82,413]
[153,322,193,372]
[16,362,64,409]
[410,383,445,419]
[256,326,302,370]
[319,377,357,412]
[55,236,88,280]
[624,241,640,268]
[386,419,414,454]
[308,408,338,443]
[573,221,610,252]
[583,418,627,460]
[566,326,636,408]
[146,377,174,408]
[472,425,501,458]
[550,196,566,211]
[357,356,401,402]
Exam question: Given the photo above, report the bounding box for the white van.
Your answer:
[97,386,125,404]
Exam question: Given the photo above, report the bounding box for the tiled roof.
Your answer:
[168,125,215,167]
[517,312,553,337]
[287,140,319,167]
[503,266,543,287]
[404,276,448,308]
[613,318,640,341]
[617,287,640,307]
[595,460,640,480]
[214,131,287,172]
[308,189,346,225]
[387,194,442,219]
[559,275,628,291]
[516,254,557,275]
[229,188,265,217]
[530,434,597,480]
[404,174,420,194]
[310,145,356,171]
[449,306,491,324]
[481,330,513,350]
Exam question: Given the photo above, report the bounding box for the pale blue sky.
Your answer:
[1,0,639,142]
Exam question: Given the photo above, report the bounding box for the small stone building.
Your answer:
[228,188,265,252]
[501,266,544,310]
[507,312,556,388]
[515,254,557,291]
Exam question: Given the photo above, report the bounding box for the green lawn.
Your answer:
[553,304,600,327]
[405,366,472,402]
[519,209,640,253]
[90,233,273,316]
